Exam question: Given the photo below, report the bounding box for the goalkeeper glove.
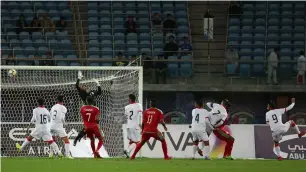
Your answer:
[93,78,100,86]
[78,71,83,80]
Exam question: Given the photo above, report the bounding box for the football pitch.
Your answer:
[2,158,305,172]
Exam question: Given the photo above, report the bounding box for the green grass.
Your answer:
[2,158,306,172]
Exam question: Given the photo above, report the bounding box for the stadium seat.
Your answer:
[180,64,192,77]
[168,64,179,77]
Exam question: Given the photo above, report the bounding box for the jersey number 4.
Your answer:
[272,114,278,123]
[40,114,47,124]
[195,114,199,123]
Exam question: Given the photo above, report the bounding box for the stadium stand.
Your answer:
[227,2,305,79]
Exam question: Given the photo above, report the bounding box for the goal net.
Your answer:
[0,65,143,157]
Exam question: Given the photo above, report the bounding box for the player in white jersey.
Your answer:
[190,99,211,160]
[49,95,73,159]
[266,98,306,161]
[16,98,63,158]
[123,94,143,158]
[206,99,235,160]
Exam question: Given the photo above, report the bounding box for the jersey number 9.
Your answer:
[272,114,278,123]
[195,114,199,123]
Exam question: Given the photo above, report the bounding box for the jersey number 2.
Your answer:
[272,114,278,123]
[195,114,199,123]
[40,114,47,124]
[129,111,133,120]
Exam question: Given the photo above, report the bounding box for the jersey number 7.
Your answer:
[86,113,91,121]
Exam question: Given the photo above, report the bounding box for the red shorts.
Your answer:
[141,131,164,142]
[213,126,232,141]
[85,125,101,139]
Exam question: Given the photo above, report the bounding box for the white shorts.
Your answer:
[127,128,140,142]
[50,126,67,138]
[192,130,209,142]
[272,121,291,142]
[30,128,53,141]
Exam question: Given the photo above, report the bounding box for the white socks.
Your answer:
[203,146,210,157]
[293,125,301,134]
[50,142,60,155]
[275,145,281,157]
[193,145,198,158]
[127,143,136,155]
[65,143,70,156]
[20,139,30,150]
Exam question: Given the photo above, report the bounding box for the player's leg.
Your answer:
[272,131,282,160]
[191,131,202,159]
[130,133,150,159]
[73,128,86,146]
[56,128,73,159]
[287,120,306,138]
[125,128,139,157]
[16,135,34,151]
[43,132,63,158]
[201,132,211,160]
[153,132,171,160]
[93,127,104,158]
[213,128,235,160]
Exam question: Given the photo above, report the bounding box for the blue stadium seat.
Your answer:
[89,62,100,66]
[57,61,68,66]
[226,64,238,75]
[279,56,293,80]
[101,40,112,48]
[101,47,113,56]
[67,55,77,59]
[89,32,99,40]
[88,17,99,25]
[88,2,98,10]
[89,55,99,59]
[180,64,192,77]
[22,39,33,48]
[240,64,250,77]
[34,39,47,48]
[48,39,58,49]
[55,55,64,59]
[10,39,20,47]
[252,56,265,77]
[32,32,43,40]
[168,64,179,77]
[70,62,81,66]
[253,48,264,56]
[37,46,49,56]
[293,33,305,41]
[13,46,23,56]
[46,32,56,40]
[7,31,17,39]
[88,47,100,56]
[24,46,36,56]
[280,48,292,56]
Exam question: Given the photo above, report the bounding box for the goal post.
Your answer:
[0,65,143,157]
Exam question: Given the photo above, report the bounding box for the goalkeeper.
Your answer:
[74,71,102,146]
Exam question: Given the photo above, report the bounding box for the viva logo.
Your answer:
[210,125,232,158]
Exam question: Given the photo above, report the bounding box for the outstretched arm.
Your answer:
[76,71,83,91]
[93,79,102,96]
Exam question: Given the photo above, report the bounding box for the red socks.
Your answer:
[131,143,143,158]
[223,138,234,158]
[96,140,103,152]
[90,140,95,154]
[161,140,169,158]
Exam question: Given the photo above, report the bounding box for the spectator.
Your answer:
[163,14,176,35]
[179,36,192,55]
[31,55,43,66]
[229,2,242,16]
[40,14,55,32]
[225,45,239,64]
[16,14,28,34]
[30,17,42,32]
[113,52,127,66]
[267,48,279,85]
[155,55,167,84]
[297,51,306,84]
[43,51,54,66]
[152,13,162,33]
[56,16,67,32]
[5,55,16,65]
[163,35,179,58]
[125,16,137,34]
[130,55,138,66]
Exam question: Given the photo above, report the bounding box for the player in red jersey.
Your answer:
[80,96,104,158]
[130,100,171,160]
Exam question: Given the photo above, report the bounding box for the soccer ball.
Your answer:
[8,69,17,77]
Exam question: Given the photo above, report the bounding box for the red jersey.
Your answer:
[80,105,100,127]
[142,107,164,133]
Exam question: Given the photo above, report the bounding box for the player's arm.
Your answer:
[137,105,143,128]
[93,79,102,96]
[284,98,295,112]
[25,110,36,134]
[159,112,167,131]
[76,70,83,91]
[95,109,101,125]
[61,108,67,125]
[214,112,227,128]
[206,102,217,111]
[265,113,269,124]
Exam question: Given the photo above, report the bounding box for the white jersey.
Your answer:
[191,108,209,131]
[266,103,295,132]
[50,103,67,128]
[30,107,51,130]
[207,103,228,127]
[125,103,143,129]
